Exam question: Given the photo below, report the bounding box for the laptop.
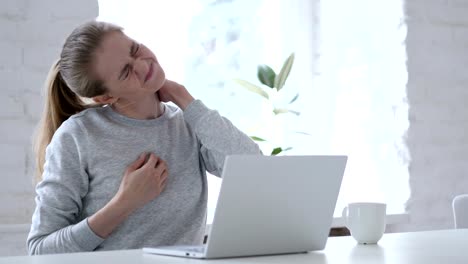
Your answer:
[143,155,347,259]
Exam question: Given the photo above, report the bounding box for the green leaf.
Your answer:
[233,79,269,100]
[273,108,301,116]
[257,65,276,88]
[289,94,299,104]
[250,136,267,142]
[274,53,295,91]
[271,147,283,155]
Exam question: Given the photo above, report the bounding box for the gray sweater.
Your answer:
[27,100,261,255]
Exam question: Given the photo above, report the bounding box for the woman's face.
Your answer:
[92,31,166,103]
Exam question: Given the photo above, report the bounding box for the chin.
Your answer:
[159,76,166,86]
[153,78,165,92]
[154,72,166,89]
[145,74,164,91]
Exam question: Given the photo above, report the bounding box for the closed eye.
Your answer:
[119,42,139,81]
[124,65,132,79]
[133,43,140,57]
[119,64,132,80]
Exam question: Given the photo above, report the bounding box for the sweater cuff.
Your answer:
[183,100,210,130]
[71,218,105,251]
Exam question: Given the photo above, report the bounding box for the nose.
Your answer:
[133,58,149,84]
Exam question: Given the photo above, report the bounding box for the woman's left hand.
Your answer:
[158,79,194,110]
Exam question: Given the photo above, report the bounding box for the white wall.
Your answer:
[0,0,98,256]
[392,0,468,232]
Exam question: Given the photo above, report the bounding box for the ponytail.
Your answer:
[33,60,86,183]
[32,21,122,184]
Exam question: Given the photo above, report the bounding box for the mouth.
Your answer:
[144,62,154,83]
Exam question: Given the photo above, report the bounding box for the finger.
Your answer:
[160,170,168,182]
[160,177,167,191]
[155,158,165,169]
[160,175,167,186]
[128,153,147,171]
[154,164,166,177]
[143,153,159,169]
[153,167,165,182]
[156,171,167,187]
[155,159,167,172]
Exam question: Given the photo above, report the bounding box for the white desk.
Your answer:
[1,229,467,264]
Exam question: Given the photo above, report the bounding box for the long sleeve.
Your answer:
[183,100,262,176]
[27,120,104,255]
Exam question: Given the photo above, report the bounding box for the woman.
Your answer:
[27,20,261,255]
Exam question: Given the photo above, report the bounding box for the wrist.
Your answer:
[88,194,133,239]
[176,94,194,110]
[172,85,194,110]
[109,193,134,218]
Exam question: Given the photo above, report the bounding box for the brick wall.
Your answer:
[397,0,468,231]
[0,0,98,256]
[0,0,98,225]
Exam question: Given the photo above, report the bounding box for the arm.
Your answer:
[158,80,262,176]
[185,100,262,176]
[27,121,104,254]
[28,120,168,255]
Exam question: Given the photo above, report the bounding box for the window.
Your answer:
[98,0,409,223]
[319,0,409,216]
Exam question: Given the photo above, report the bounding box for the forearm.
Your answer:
[171,87,194,110]
[29,199,130,255]
[185,100,261,153]
[184,100,262,175]
[28,218,105,255]
[88,196,133,239]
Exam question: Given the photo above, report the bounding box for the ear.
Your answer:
[92,94,117,105]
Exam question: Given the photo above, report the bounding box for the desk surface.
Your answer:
[1,229,467,264]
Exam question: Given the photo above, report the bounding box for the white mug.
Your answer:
[342,202,386,244]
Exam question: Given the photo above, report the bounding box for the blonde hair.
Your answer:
[34,21,122,183]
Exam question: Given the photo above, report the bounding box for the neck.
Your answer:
[111,93,164,120]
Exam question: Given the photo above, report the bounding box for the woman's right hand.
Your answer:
[89,153,168,238]
[115,153,169,212]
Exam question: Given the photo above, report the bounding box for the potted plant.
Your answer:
[234,53,306,155]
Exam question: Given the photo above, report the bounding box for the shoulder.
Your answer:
[58,107,107,134]
[50,108,101,148]
[70,106,105,122]
[57,108,101,134]
[46,120,85,161]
